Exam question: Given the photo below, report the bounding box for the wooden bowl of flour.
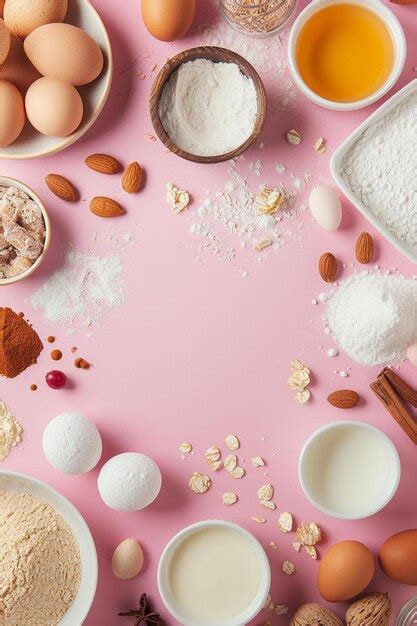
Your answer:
[149,47,267,164]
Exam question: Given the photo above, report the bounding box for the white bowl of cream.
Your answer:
[158,520,271,626]
[299,421,401,520]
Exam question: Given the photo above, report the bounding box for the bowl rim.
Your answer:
[287,0,407,111]
[149,46,267,164]
[0,0,113,161]
[0,175,51,285]
[298,420,401,520]
[0,469,98,625]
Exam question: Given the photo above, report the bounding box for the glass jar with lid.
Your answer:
[220,0,298,37]
[397,597,417,626]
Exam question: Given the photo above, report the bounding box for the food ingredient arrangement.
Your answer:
[0,0,417,625]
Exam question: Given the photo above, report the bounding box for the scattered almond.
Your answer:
[319,252,338,283]
[85,153,121,174]
[327,389,360,409]
[355,232,374,264]
[122,161,142,194]
[90,197,125,218]
[45,174,78,202]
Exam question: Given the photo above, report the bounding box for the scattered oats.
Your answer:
[224,454,238,472]
[251,456,265,467]
[304,545,318,560]
[289,359,312,404]
[255,187,285,215]
[231,466,245,479]
[296,522,322,546]
[282,560,296,576]
[264,595,273,610]
[222,491,238,506]
[179,442,192,455]
[150,63,157,71]
[269,542,278,550]
[292,542,302,553]
[296,389,311,404]
[328,348,338,358]
[277,512,293,533]
[314,137,326,154]
[166,182,190,214]
[286,129,302,145]
[225,434,240,450]
[209,460,223,471]
[205,446,221,463]
[189,472,211,494]
[275,162,286,174]
[291,358,310,373]
[260,500,276,510]
[274,605,289,616]
[257,484,274,501]
[254,239,273,252]
[251,516,266,524]
[145,133,156,141]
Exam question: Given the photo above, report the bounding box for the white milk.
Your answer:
[168,526,262,622]
[301,422,399,518]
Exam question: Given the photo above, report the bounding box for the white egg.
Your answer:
[309,185,342,231]
[97,452,162,512]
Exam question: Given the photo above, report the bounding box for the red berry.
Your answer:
[45,370,67,389]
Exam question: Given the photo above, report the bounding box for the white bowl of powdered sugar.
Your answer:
[331,79,417,263]
[0,470,97,625]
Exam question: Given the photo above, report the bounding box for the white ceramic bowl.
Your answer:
[158,520,271,626]
[0,176,51,285]
[0,0,112,160]
[331,79,417,263]
[288,0,406,111]
[299,421,401,520]
[0,470,98,626]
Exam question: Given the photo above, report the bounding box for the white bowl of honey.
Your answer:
[288,0,406,110]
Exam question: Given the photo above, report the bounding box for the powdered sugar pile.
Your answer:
[325,272,417,366]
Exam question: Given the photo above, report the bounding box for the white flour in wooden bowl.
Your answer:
[341,88,417,247]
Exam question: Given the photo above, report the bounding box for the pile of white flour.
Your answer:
[325,272,417,366]
[159,59,258,156]
[341,88,417,247]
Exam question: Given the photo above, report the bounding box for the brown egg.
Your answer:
[0,33,40,91]
[4,0,67,38]
[379,529,417,585]
[141,0,196,42]
[318,541,375,602]
[0,79,25,146]
[24,23,103,86]
[0,18,10,63]
[25,77,83,137]
[112,539,144,580]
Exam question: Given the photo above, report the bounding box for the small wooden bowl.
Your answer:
[149,46,267,164]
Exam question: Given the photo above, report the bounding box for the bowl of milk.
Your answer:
[158,520,271,625]
[299,421,401,520]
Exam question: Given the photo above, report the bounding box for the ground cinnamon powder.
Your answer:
[0,308,43,378]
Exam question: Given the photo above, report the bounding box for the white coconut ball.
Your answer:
[43,412,102,475]
[97,452,162,512]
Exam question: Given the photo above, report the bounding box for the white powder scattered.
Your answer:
[325,272,417,366]
[29,249,124,327]
[341,88,417,246]
[0,400,22,462]
[159,59,258,157]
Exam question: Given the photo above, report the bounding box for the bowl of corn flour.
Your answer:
[331,80,417,262]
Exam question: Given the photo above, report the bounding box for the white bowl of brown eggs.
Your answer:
[0,0,112,160]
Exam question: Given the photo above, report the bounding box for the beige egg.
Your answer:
[111,539,144,580]
[0,18,10,63]
[4,0,67,38]
[0,79,25,146]
[25,77,83,137]
[0,33,40,91]
[24,23,103,86]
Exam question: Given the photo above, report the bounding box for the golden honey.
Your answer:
[296,3,394,103]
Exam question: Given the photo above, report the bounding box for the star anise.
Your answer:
[119,594,166,625]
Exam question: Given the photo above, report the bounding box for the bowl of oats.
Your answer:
[0,176,51,285]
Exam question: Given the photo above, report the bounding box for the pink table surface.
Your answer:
[2,1,417,624]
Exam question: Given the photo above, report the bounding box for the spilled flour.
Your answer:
[29,248,124,327]
[0,400,22,462]
[324,272,417,366]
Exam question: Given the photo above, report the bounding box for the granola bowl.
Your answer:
[0,176,51,286]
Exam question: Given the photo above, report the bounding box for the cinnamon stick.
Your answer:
[383,368,417,408]
[370,373,417,445]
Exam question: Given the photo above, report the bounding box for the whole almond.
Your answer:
[45,174,78,202]
[327,390,360,409]
[122,161,142,194]
[291,603,343,626]
[346,592,392,626]
[319,252,337,283]
[90,197,125,218]
[85,153,121,175]
[356,232,374,264]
